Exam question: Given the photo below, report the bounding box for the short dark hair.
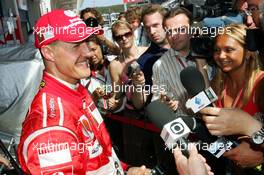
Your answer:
[86,35,100,45]
[141,4,167,22]
[162,7,193,27]
[80,8,104,26]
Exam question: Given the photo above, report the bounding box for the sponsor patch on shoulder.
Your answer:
[37,143,72,168]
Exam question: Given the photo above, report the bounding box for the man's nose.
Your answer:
[246,15,256,28]
[149,27,155,35]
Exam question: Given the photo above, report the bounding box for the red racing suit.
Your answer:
[17,72,127,175]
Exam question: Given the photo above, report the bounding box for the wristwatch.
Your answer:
[251,126,264,145]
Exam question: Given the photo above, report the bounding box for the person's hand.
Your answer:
[160,93,179,112]
[0,155,11,169]
[200,107,262,136]
[224,141,264,168]
[127,165,152,175]
[107,97,120,111]
[174,143,214,175]
[132,71,145,87]
[91,87,105,102]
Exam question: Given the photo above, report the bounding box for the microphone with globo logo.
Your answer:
[146,100,198,156]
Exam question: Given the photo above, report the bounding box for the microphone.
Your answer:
[114,61,141,100]
[146,100,237,159]
[180,66,205,96]
[146,100,197,157]
[127,61,141,78]
[180,67,218,113]
[180,67,239,158]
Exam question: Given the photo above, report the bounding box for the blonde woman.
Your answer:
[212,24,263,113]
[202,24,264,171]
[108,20,147,111]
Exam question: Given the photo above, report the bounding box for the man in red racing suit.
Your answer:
[18,72,128,175]
[17,9,150,175]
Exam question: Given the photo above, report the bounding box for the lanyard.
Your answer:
[176,56,188,68]
[223,84,244,108]
[86,68,108,90]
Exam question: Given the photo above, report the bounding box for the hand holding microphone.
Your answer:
[200,107,263,137]
[160,92,179,112]
[91,87,106,102]
[127,61,142,79]
[128,61,145,88]
[180,67,239,158]
[131,70,145,87]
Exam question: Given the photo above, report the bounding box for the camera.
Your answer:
[184,0,235,21]
[188,36,214,60]
[162,0,235,21]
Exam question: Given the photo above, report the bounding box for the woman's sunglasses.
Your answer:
[113,31,133,41]
[84,17,99,27]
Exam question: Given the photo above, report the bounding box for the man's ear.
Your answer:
[40,46,56,62]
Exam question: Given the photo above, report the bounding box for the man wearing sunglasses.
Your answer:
[17,9,151,175]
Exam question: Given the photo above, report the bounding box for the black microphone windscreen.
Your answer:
[146,100,175,129]
[180,115,196,131]
[146,100,196,130]
[180,66,205,96]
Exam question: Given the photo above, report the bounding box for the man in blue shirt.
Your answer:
[132,4,171,108]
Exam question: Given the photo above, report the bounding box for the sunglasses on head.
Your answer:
[114,31,133,41]
[84,17,99,27]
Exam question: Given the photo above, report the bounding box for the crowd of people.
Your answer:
[1,0,264,174]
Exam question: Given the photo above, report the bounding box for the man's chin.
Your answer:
[79,71,91,79]
[154,39,165,45]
